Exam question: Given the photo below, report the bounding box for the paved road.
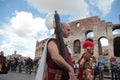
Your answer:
[0,71,36,80]
[0,71,119,80]
[0,72,112,80]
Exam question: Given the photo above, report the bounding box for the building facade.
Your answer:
[35,16,120,64]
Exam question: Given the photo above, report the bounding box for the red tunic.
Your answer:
[46,38,72,80]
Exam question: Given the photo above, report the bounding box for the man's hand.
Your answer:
[68,67,74,80]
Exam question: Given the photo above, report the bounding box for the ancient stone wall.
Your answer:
[35,16,120,64]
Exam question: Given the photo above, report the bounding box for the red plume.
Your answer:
[82,40,94,49]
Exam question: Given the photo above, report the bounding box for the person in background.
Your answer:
[77,40,95,80]
[0,51,8,74]
[92,57,99,80]
[0,51,3,72]
[110,56,119,80]
[34,58,39,73]
[25,57,33,74]
[98,55,106,80]
[18,57,23,73]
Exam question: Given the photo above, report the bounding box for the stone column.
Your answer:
[108,39,114,58]
[93,40,99,62]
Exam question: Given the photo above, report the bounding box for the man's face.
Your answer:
[62,24,71,38]
[87,47,94,53]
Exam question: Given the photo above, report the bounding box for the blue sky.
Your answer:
[0,0,120,59]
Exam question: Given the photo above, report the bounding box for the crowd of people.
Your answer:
[0,51,39,74]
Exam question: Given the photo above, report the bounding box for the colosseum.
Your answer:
[35,16,120,65]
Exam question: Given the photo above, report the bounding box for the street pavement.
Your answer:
[0,72,111,80]
[0,71,118,80]
[0,71,36,80]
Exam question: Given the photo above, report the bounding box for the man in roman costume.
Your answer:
[35,12,74,80]
[77,40,95,80]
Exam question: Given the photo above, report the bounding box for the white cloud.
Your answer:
[11,11,47,38]
[27,0,115,20]
[0,29,4,35]
[89,0,115,16]
[27,0,89,21]
[0,11,50,59]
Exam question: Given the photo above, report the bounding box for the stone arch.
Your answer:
[73,39,81,54]
[98,36,109,55]
[85,30,93,38]
[112,27,120,35]
[113,37,120,57]
[113,25,120,31]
